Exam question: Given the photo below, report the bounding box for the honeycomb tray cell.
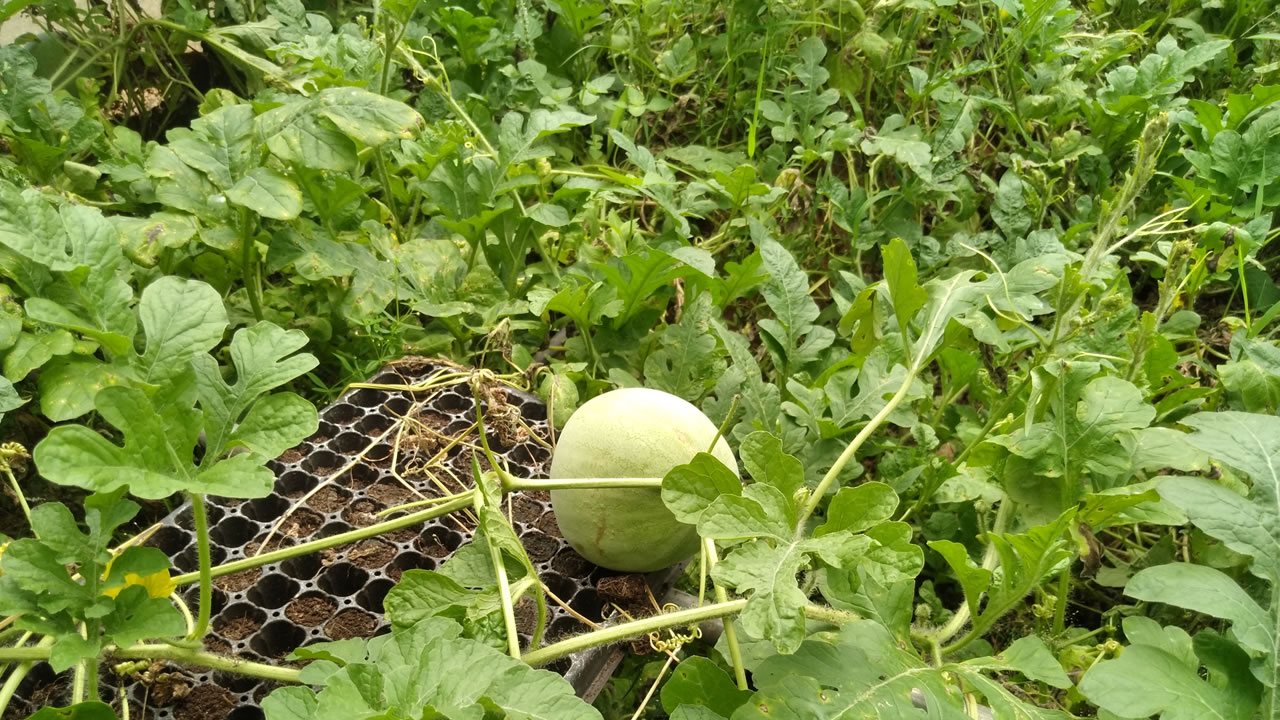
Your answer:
[6,358,678,720]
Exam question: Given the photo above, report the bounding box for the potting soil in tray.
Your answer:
[6,358,675,720]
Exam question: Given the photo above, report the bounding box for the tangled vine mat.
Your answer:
[7,358,669,720]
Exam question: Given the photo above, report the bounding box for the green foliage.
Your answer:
[662,437,922,654]
[0,0,1277,716]
[665,621,1071,719]
[265,617,601,720]
[0,490,184,671]
[33,277,318,499]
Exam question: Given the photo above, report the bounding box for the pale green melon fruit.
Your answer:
[547,388,738,572]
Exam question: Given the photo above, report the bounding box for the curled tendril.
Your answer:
[0,442,29,472]
[647,603,705,654]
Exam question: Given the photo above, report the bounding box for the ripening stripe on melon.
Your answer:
[545,388,739,572]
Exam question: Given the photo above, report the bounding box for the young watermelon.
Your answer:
[546,388,739,572]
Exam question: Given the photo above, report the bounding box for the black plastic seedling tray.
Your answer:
[6,358,678,720]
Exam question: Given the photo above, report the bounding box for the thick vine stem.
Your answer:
[0,466,30,525]
[502,476,664,492]
[801,604,861,625]
[0,643,301,683]
[173,494,475,586]
[239,209,264,322]
[1269,580,1279,716]
[476,491,523,659]
[0,662,28,714]
[188,493,214,640]
[795,371,917,533]
[704,540,748,690]
[919,496,1013,650]
[520,600,748,667]
[0,637,50,717]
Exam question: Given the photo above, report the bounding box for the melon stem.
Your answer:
[704,539,749,690]
[502,476,664,491]
[475,489,523,659]
[520,599,748,667]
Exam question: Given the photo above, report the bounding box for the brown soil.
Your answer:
[514,596,537,634]
[245,535,291,555]
[347,538,395,569]
[451,450,493,476]
[4,676,69,719]
[524,490,551,502]
[252,680,286,705]
[174,684,235,720]
[386,558,421,582]
[215,568,262,593]
[521,532,559,563]
[311,434,331,445]
[398,431,440,456]
[308,486,351,514]
[416,529,454,557]
[389,356,445,375]
[281,509,323,538]
[341,498,384,527]
[215,615,260,641]
[597,574,653,617]
[309,459,335,475]
[325,608,378,639]
[286,595,336,626]
[551,548,592,576]
[367,444,394,466]
[536,512,562,538]
[383,527,418,544]
[327,406,360,425]
[509,495,544,524]
[204,635,232,655]
[147,670,193,706]
[339,464,378,489]
[547,617,590,643]
[415,409,451,432]
[366,482,411,506]
[279,448,304,464]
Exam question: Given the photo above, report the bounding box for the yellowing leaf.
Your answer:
[101,554,177,599]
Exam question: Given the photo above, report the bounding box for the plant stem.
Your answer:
[1049,113,1167,347]
[72,659,86,704]
[501,477,663,492]
[113,645,302,682]
[705,540,748,690]
[708,394,741,452]
[0,647,53,662]
[1,466,30,525]
[954,375,1032,467]
[375,151,403,237]
[85,655,99,702]
[630,653,677,720]
[0,637,50,718]
[375,489,477,517]
[923,498,1014,649]
[1052,567,1070,637]
[795,371,917,533]
[477,494,522,659]
[520,599,747,667]
[0,644,301,683]
[174,494,475,585]
[79,618,101,702]
[189,493,213,640]
[801,604,861,625]
[1269,576,1279,716]
[240,211,264,322]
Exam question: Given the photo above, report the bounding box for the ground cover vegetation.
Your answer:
[0,0,1278,716]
